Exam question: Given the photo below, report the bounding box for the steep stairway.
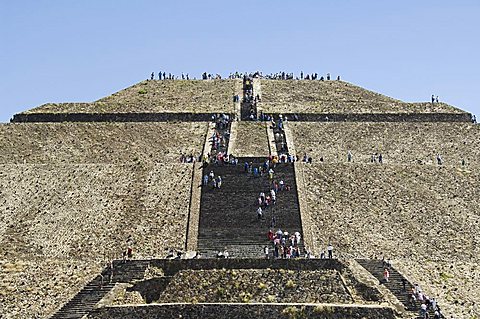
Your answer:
[356,259,414,311]
[49,260,149,319]
[197,162,303,258]
[49,272,115,319]
[272,116,289,156]
[241,76,257,120]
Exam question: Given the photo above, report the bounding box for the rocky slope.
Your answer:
[0,122,207,164]
[300,163,480,318]
[260,80,464,114]
[290,122,480,166]
[24,79,242,114]
[0,163,194,318]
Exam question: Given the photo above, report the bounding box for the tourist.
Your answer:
[270,216,276,228]
[383,268,390,282]
[216,176,222,188]
[264,246,269,259]
[203,174,209,186]
[436,154,443,165]
[431,298,437,311]
[378,153,383,164]
[401,278,407,291]
[347,150,353,162]
[257,206,263,219]
[327,243,333,259]
[150,72,154,80]
[420,303,427,318]
[432,94,435,103]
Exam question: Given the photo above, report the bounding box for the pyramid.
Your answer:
[1,76,478,319]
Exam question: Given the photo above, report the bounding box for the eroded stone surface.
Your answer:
[158,269,353,304]
[24,80,241,114]
[260,80,464,114]
[0,122,207,164]
[290,122,480,166]
[0,258,101,319]
[301,163,480,318]
[0,163,193,318]
[230,122,270,157]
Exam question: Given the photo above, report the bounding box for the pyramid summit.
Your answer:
[1,74,479,319]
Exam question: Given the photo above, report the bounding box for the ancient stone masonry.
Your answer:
[2,76,478,319]
[88,303,396,319]
[20,80,241,115]
[259,79,466,114]
[290,122,480,166]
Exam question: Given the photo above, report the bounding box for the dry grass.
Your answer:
[158,269,353,304]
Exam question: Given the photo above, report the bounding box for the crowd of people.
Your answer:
[250,159,303,259]
[148,70,343,82]
[150,71,192,80]
[410,282,444,318]
[231,70,341,81]
[379,258,445,318]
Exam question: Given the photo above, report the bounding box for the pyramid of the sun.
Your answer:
[1,78,478,319]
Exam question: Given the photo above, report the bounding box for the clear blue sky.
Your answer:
[1,0,479,122]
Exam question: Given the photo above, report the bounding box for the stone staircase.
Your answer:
[356,259,414,311]
[272,116,289,156]
[49,272,115,319]
[49,260,149,319]
[111,259,150,282]
[197,162,303,258]
[241,76,257,120]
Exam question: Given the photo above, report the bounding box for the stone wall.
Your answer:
[0,122,207,164]
[11,112,225,122]
[299,163,480,317]
[290,122,480,166]
[276,112,472,122]
[88,303,396,319]
[148,258,345,275]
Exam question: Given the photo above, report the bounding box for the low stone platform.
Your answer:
[87,303,396,319]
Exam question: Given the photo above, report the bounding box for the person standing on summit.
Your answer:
[327,243,333,259]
